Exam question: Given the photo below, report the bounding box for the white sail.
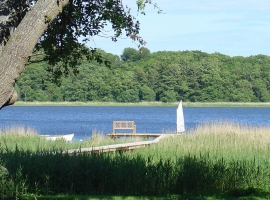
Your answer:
[176,100,185,133]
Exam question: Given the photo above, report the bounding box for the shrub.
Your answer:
[0,166,14,199]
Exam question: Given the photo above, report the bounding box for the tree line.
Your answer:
[15,48,270,102]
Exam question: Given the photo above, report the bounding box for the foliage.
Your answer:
[121,47,150,62]
[0,0,163,108]
[1,0,158,78]
[38,0,149,82]
[17,50,270,103]
[0,166,14,199]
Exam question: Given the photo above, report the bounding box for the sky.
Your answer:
[85,0,270,57]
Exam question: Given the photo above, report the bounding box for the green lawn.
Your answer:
[21,190,270,200]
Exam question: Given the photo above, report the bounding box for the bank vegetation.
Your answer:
[1,122,270,199]
[16,49,270,103]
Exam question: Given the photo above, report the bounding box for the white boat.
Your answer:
[41,133,74,141]
[176,100,185,133]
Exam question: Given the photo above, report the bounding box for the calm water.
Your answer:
[0,106,269,140]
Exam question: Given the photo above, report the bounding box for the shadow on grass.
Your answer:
[20,194,180,200]
[2,149,270,199]
[224,187,270,199]
[19,189,270,200]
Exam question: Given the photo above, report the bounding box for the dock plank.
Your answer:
[63,134,168,154]
[107,133,162,138]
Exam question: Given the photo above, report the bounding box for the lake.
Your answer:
[0,106,270,140]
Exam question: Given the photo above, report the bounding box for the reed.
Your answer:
[0,126,143,152]
[140,121,270,161]
[0,122,270,197]
[131,121,270,192]
[0,125,37,136]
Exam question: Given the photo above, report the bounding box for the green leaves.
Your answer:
[121,47,150,62]
[17,50,270,103]
[0,166,14,199]
[33,0,150,80]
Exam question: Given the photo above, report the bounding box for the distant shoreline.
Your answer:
[12,101,270,107]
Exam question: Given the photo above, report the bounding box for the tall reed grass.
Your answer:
[132,121,270,192]
[0,126,142,152]
[138,121,270,162]
[0,122,270,197]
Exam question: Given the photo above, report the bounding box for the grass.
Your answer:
[0,126,143,152]
[20,194,181,200]
[1,122,270,199]
[143,121,270,161]
[12,101,270,107]
[134,121,270,161]
[19,189,270,200]
[129,121,270,193]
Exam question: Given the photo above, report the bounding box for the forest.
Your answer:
[16,48,270,103]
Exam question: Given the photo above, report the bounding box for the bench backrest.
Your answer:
[113,121,136,134]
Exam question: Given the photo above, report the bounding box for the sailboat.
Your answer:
[176,100,185,133]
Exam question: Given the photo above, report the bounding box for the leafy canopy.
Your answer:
[40,0,148,81]
[1,0,160,82]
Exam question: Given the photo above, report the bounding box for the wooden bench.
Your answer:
[112,121,136,134]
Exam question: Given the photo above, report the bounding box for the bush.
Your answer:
[0,166,14,199]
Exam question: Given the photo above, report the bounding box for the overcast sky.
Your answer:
[85,0,270,57]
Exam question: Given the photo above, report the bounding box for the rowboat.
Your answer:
[176,100,185,133]
[41,133,74,141]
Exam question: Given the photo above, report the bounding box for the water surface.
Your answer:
[0,106,269,140]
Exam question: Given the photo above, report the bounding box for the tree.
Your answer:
[121,47,139,62]
[121,47,150,62]
[139,85,156,101]
[0,0,159,109]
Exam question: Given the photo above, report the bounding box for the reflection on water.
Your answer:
[0,106,269,140]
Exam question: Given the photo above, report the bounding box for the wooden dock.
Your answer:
[63,134,167,155]
[107,133,162,139]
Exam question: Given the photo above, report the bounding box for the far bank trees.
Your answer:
[16,50,270,103]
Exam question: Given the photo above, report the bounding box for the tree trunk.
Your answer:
[0,0,69,109]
